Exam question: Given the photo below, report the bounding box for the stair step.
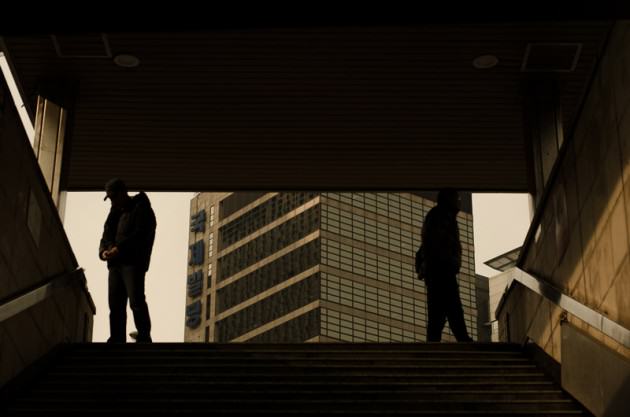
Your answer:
[52,363,539,373]
[2,342,590,417]
[39,373,551,383]
[22,389,569,401]
[67,347,524,353]
[6,411,588,417]
[59,355,530,365]
[32,380,558,390]
[9,398,580,412]
[67,343,523,354]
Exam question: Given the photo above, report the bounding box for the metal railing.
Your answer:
[0,268,94,323]
[496,267,630,348]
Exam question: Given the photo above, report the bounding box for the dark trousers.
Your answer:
[108,265,151,342]
[426,275,472,342]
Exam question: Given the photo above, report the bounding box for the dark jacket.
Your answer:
[420,204,462,279]
[99,192,157,271]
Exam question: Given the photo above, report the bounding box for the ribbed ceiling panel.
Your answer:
[5,23,610,191]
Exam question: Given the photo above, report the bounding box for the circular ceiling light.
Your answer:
[113,54,140,68]
[472,55,499,69]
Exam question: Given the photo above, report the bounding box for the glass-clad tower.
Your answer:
[185,192,476,343]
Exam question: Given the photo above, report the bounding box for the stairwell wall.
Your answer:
[0,79,95,388]
[497,22,630,416]
[500,19,630,361]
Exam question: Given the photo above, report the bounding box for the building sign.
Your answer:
[189,240,204,265]
[185,300,202,329]
[190,210,206,233]
[187,271,203,297]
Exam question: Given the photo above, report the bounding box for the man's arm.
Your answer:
[115,204,156,257]
[99,211,116,260]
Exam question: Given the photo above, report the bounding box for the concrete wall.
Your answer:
[500,20,630,360]
[498,20,630,416]
[0,80,95,388]
[562,322,630,417]
[487,270,515,341]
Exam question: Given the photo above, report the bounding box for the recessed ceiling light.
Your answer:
[113,54,140,68]
[473,55,499,69]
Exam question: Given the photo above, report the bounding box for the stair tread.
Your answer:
[54,363,538,368]
[9,410,585,414]
[16,398,577,403]
[61,355,529,360]
[3,343,589,417]
[28,389,565,394]
[34,381,557,385]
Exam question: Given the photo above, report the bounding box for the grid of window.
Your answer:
[320,192,477,342]
[321,271,426,327]
[322,194,475,277]
[321,195,423,258]
[321,240,421,291]
[219,192,318,249]
[207,264,213,288]
[219,192,266,220]
[209,206,215,227]
[248,309,320,343]
[216,239,320,313]
[321,308,424,343]
[215,273,320,342]
[217,205,320,280]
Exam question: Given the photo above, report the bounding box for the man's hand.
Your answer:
[103,246,120,260]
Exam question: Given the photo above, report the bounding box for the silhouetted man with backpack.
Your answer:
[416,189,473,342]
[99,178,156,343]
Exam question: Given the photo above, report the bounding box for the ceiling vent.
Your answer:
[521,43,582,72]
[51,33,112,58]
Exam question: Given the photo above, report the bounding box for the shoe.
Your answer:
[135,333,152,343]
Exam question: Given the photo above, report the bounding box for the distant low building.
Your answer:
[475,274,492,342]
[483,247,522,341]
[484,247,521,272]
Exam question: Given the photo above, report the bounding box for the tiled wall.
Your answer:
[498,22,630,361]
[0,82,95,388]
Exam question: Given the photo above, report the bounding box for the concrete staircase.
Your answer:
[4,343,591,416]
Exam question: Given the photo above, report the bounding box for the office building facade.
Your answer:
[185,192,476,343]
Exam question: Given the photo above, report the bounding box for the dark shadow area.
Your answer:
[0,344,69,412]
[603,375,630,417]
[524,338,561,386]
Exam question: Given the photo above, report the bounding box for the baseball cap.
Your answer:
[104,178,127,201]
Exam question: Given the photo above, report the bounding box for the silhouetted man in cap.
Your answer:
[99,178,156,343]
[419,189,473,342]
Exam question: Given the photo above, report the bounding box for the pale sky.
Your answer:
[64,192,195,343]
[64,192,531,342]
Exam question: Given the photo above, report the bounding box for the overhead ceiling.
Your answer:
[2,21,612,191]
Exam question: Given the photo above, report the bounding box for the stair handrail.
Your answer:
[495,266,630,348]
[0,267,95,323]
